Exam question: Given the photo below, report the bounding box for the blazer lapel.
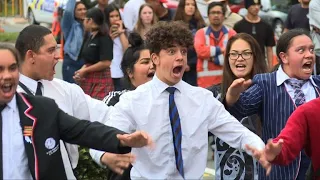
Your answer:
[16,93,39,180]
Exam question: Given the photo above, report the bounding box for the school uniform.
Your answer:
[227,66,320,179]
[105,75,265,179]
[0,93,130,180]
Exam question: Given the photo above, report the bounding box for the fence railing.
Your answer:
[0,0,24,17]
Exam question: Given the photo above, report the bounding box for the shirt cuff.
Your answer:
[89,149,107,168]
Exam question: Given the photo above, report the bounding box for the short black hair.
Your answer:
[0,43,21,65]
[15,25,52,61]
[144,21,193,55]
[276,28,311,64]
[207,1,226,16]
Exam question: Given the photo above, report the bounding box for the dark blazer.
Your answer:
[15,93,130,180]
[227,72,320,180]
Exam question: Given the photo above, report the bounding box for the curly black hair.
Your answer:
[145,21,194,54]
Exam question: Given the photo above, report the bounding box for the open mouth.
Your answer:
[173,66,183,76]
[1,83,13,94]
[147,71,155,78]
[236,64,246,71]
[302,61,313,73]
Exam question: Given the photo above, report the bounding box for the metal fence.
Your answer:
[0,0,24,17]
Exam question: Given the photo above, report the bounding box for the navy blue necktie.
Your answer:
[36,82,42,96]
[166,87,184,178]
[286,79,308,107]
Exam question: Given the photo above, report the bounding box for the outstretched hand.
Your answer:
[245,139,284,176]
[101,152,135,175]
[117,131,154,148]
[226,78,252,106]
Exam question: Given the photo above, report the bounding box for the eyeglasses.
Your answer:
[228,51,253,60]
[209,11,223,15]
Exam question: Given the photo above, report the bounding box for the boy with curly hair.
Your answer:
[106,21,268,179]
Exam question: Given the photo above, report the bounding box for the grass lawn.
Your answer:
[0,32,19,42]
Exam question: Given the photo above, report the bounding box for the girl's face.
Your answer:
[109,10,120,25]
[129,49,155,87]
[74,3,87,20]
[228,39,254,79]
[140,6,154,25]
[184,0,196,17]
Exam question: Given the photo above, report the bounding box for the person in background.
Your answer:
[233,0,275,70]
[309,0,320,75]
[134,4,158,40]
[173,0,206,86]
[123,0,174,31]
[284,0,310,32]
[207,33,267,179]
[90,32,155,180]
[74,8,114,100]
[212,0,242,29]
[194,1,236,88]
[105,3,129,91]
[61,0,87,83]
[224,29,318,180]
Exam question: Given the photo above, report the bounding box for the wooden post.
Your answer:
[4,0,7,16]
[12,0,15,16]
[19,0,22,16]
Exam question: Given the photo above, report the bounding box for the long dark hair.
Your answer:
[221,33,268,98]
[104,3,125,29]
[121,32,148,89]
[173,0,206,29]
[86,8,107,35]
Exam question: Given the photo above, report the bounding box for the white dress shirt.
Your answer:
[106,75,265,179]
[18,74,112,179]
[276,66,317,103]
[2,95,33,179]
[110,37,124,78]
[122,0,146,31]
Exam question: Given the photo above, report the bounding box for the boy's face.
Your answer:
[152,45,188,86]
[281,35,315,80]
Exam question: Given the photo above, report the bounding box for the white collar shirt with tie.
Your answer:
[276,66,318,103]
[2,95,33,179]
[106,75,265,179]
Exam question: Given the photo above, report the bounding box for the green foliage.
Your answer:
[74,147,110,180]
[0,32,19,42]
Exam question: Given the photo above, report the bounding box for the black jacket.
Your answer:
[16,93,130,180]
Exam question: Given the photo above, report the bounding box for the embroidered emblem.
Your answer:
[254,0,259,4]
[45,138,56,150]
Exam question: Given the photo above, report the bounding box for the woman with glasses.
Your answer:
[207,33,268,180]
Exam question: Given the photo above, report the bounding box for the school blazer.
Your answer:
[16,93,130,180]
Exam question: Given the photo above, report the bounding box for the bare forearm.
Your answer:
[85,60,111,73]
[119,33,129,52]
[267,47,273,69]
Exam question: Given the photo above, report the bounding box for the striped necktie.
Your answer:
[286,78,308,107]
[166,87,184,178]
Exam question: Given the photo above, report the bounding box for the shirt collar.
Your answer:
[152,74,183,96]
[276,66,318,87]
[19,73,42,94]
[205,25,228,36]
[6,94,17,111]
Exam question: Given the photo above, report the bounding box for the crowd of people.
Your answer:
[1,0,320,179]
